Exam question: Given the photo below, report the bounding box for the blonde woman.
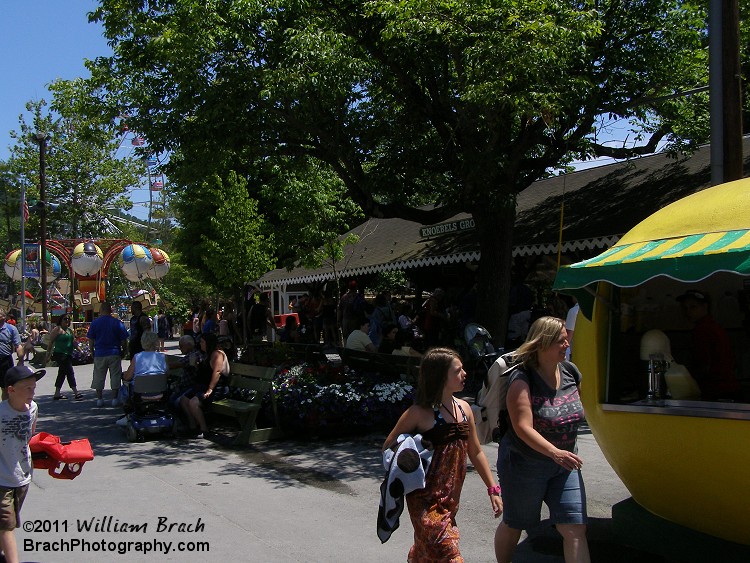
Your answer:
[494,317,589,563]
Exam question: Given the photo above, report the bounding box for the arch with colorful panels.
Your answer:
[3,238,170,316]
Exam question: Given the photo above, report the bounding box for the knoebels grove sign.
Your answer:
[419,218,475,238]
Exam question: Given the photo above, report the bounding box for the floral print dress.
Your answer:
[406,405,469,562]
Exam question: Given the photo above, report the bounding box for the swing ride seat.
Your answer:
[89,293,101,313]
[74,291,100,311]
[133,292,157,311]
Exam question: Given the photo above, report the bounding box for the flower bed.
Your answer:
[264,362,414,437]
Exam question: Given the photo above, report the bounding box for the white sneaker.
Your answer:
[115,416,128,427]
[96,399,104,407]
[112,398,121,407]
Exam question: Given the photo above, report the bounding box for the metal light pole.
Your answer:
[19,182,26,333]
[34,131,49,328]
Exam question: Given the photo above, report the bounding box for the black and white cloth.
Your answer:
[377,433,433,543]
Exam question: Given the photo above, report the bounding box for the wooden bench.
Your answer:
[284,342,328,363]
[339,348,420,383]
[207,363,282,445]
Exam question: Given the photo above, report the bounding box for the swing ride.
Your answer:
[3,238,170,318]
[2,119,172,323]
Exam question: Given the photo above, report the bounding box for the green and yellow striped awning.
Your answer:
[554,229,750,290]
[553,177,750,317]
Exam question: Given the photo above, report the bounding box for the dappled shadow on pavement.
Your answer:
[34,389,229,469]
[215,433,387,493]
[35,384,390,482]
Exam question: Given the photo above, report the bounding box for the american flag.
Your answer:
[23,200,29,223]
[131,136,145,146]
[151,180,163,190]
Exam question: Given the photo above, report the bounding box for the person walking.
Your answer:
[0,307,25,401]
[494,316,589,563]
[0,365,43,563]
[128,301,147,359]
[247,294,275,342]
[383,347,502,560]
[45,315,83,401]
[86,302,129,408]
[338,281,359,340]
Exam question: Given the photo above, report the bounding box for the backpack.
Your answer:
[489,353,522,443]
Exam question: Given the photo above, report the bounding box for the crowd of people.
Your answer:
[0,282,584,563]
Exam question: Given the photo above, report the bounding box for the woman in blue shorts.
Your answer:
[495,316,590,562]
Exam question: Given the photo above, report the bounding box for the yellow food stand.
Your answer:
[554,177,750,546]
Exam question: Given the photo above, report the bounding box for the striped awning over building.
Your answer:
[554,229,750,290]
[553,177,750,317]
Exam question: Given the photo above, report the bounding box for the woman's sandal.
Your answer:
[53,395,67,400]
[74,393,84,401]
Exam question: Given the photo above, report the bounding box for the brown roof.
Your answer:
[258,137,750,288]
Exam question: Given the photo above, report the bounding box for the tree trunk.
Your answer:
[473,204,516,346]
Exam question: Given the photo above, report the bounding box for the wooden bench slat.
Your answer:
[229,363,276,379]
[228,376,273,393]
[210,400,261,415]
[339,348,420,381]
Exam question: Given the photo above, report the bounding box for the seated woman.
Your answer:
[179,332,230,439]
[165,335,203,401]
[378,324,399,354]
[279,316,299,343]
[391,327,424,359]
[119,331,168,409]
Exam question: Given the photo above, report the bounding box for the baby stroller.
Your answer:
[123,373,175,442]
[463,323,503,391]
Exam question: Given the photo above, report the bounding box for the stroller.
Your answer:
[123,373,175,442]
[463,323,503,391]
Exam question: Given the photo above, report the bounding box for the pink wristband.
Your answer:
[487,485,501,496]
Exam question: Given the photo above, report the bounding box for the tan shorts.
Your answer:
[0,484,29,530]
[91,355,123,391]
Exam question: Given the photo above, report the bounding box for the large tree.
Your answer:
[88,0,710,338]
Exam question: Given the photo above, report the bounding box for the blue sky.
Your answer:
[0,1,110,159]
[0,1,162,219]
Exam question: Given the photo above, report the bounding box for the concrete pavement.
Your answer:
[15,342,667,562]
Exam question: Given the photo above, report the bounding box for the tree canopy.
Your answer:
[87,0,712,337]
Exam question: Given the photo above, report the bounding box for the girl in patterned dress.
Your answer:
[383,347,502,562]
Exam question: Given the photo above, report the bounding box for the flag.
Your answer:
[151,180,163,190]
[131,136,145,146]
[23,200,29,223]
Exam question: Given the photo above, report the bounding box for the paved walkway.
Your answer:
[16,342,666,562]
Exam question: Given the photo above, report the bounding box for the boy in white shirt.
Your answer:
[0,365,43,563]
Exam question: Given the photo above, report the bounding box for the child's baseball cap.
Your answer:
[5,365,46,387]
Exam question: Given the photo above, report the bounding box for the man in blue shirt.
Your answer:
[87,302,129,408]
[0,307,24,400]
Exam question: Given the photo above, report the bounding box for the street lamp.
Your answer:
[34,131,48,328]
